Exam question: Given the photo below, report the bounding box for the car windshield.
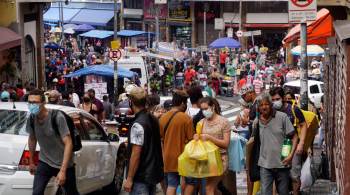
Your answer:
[0,110,29,135]
[284,85,300,95]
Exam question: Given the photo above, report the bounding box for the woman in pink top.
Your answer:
[194,97,231,194]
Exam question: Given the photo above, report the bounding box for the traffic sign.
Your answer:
[111,40,121,50]
[288,0,317,23]
[109,49,122,61]
[236,30,243,37]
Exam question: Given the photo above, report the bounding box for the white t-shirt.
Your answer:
[186,107,200,118]
[197,73,208,87]
[72,93,80,108]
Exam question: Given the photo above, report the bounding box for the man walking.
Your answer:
[159,90,194,195]
[88,89,104,122]
[124,87,163,194]
[254,93,298,195]
[26,89,78,195]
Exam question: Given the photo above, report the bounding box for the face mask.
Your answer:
[28,103,40,115]
[203,108,214,119]
[273,100,283,110]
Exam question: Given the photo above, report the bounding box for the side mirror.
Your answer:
[108,133,120,142]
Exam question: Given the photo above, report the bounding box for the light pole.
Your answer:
[300,22,308,110]
[113,0,119,105]
[155,3,160,73]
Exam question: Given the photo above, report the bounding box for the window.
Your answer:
[310,85,320,94]
[130,68,142,78]
[0,110,28,135]
[71,114,89,141]
[81,117,105,141]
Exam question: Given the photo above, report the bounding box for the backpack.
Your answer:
[30,109,82,152]
[291,105,319,151]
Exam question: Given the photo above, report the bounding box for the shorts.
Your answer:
[166,172,180,188]
[291,154,302,181]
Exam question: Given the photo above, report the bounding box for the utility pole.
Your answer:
[300,22,308,110]
[203,2,208,46]
[59,1,64,44]
[113,0,119,105]
[238,0,243,50]
[155,3,160,73]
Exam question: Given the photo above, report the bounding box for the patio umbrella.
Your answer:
[63,24,78,29]
[209,37,241,49]
[74,24,95,32]
[291,45,324,56]
[64,28,75,34]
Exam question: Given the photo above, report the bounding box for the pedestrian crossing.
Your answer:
[221,106,241,123]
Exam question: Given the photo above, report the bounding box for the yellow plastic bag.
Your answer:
[253,181,261,195]
[178,121,224,178]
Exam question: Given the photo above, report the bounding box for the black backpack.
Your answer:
[30,109,82,152]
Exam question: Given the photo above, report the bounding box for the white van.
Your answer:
[283,80,324,108]
[117,55,150,89]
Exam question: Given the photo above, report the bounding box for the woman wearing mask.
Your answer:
[79,94,98,118]
[193,97,231,194]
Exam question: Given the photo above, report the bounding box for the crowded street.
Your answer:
[1,0,350,195]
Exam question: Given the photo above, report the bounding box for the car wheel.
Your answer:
[103,146,127,194]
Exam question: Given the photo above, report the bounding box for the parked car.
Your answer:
[0,102,127,195]
[283,80,324,108]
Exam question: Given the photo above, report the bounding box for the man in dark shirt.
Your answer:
[124,87,163,194]
[102,95,113,120]
[88,89,104,121]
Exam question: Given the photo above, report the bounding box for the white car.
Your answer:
[0,102,127,195]
[283,80,324,108]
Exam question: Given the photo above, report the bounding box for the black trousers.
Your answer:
[33,161,79,195]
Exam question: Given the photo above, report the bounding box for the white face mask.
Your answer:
[273,100,283,110]
[203,108,214,119]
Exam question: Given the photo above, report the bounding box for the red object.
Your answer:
[283,8,334,45]
[184,69,196,84]
[212,79,220,94]
[238,78,247,90]
[219,52,227,64]
[19,150,39,170]
[16,88,24,99]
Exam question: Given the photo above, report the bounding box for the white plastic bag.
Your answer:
[300,156,313,190]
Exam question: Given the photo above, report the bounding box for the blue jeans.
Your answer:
[260,167,290,195]
[131,182,156,195]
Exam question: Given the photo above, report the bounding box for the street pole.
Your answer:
[155,4,160,73]
[300,22,308,110]
[203,3,207,46]
[238,0,243,50]
[59,1,64,44]
[113,0,118,105]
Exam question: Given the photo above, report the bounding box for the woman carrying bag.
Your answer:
[193,97,231,194]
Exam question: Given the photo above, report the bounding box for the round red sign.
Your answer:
[291,0,313,7]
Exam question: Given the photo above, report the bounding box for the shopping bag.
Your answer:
[178,140,223,178]
[185,140,208,161]
[246,120,261,182]
[300,156,313,190]
[178,121,223,178]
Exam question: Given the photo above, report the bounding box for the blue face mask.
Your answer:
[28,103,40,115]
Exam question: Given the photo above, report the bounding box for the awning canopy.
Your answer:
[117,30,153,37]
[70,9,114,26]
[43,8,81,23]
[79,30,114,39]
[283,8,334,45]
[64,65,136,78]
[0,27,21,51]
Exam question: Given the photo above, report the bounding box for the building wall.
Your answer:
[0,1,17,27]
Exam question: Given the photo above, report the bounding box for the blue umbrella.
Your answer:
[74,24,95,32]
[209,37,241,49]
[44,42,60,50]
[64,64,137,78]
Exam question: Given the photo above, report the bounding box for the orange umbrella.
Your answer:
[283,8,334,45]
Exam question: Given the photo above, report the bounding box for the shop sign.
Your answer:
[144,0,168,19]
[169,1,190,20]
[214,18,225,30]
[227,28,233,38]
[84,82,107,101]
[155,0,167,4]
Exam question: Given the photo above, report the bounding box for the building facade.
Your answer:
[0,0,50,88]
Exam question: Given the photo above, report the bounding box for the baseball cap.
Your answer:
[128,86,146,100]
[239,85,254,96]
[1,91,10,101]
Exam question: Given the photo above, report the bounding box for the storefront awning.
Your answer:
[283,8,334,45]
[70,9,114,26]
[117,30,154,37]
[0,27,21,52]
[79,30,114,39]
[43,8,81,23]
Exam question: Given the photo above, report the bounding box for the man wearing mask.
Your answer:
[270,87,307,195]
[254,93,298,195]
[87,89,104,122]
[123,87,163,194]
[26,89,78,195]
[159,90,194,195]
